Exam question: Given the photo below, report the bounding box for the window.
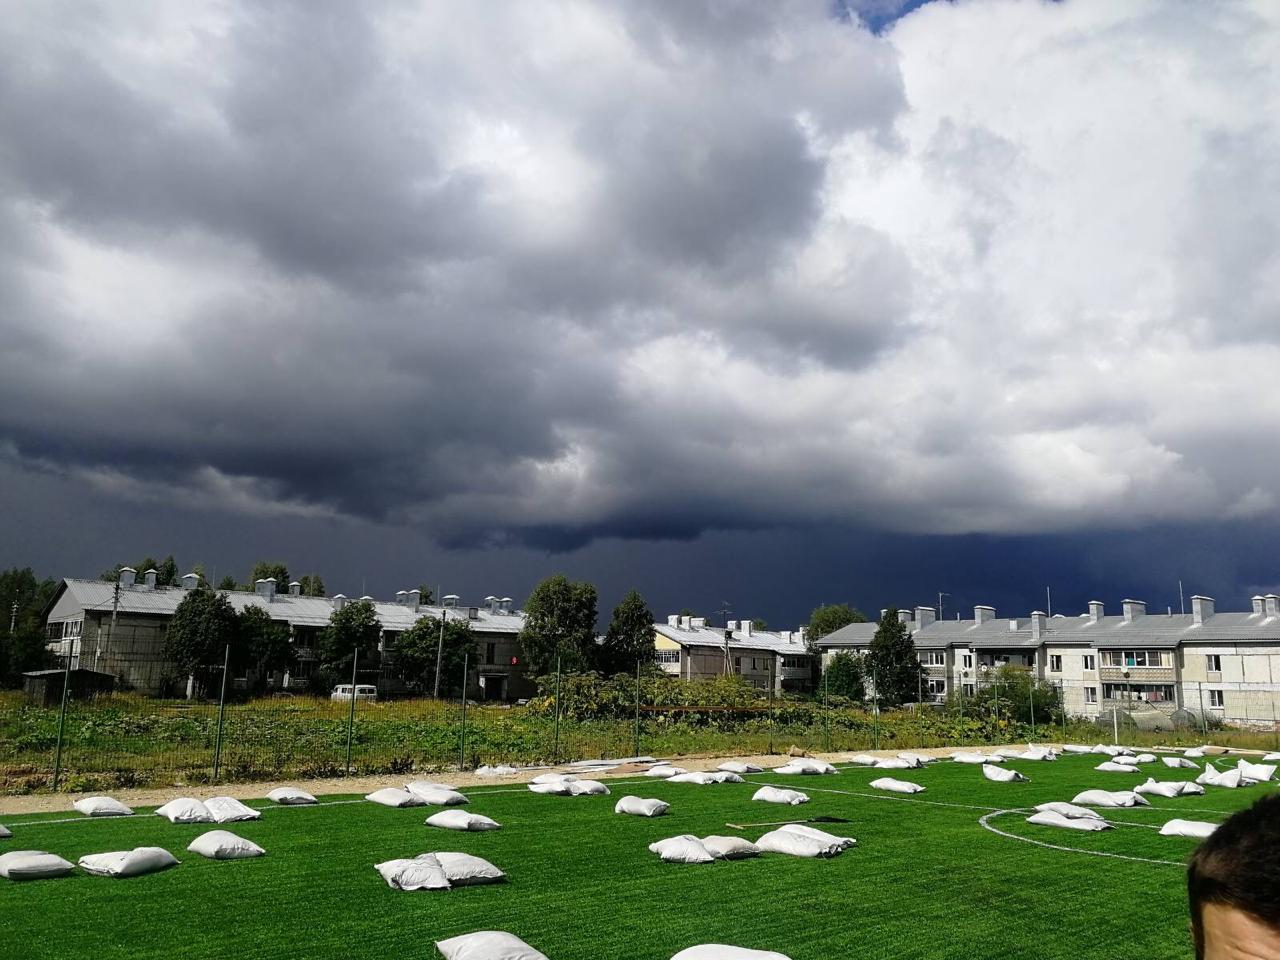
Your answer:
[1206,654,1222,673]
[486,642,496,665]
[654,650,680,664]
[927,679,946,696]
[1209,689,1225,708]
[921,651,945,666]
[1102,650,1167,668]
[734,657,741,672]
[1083,655,1095,671]
[782,656,807,669]
[1084,686,1097,704]
[963,683,975,697]
[1049,655,1062,672]
[1104,683,1175,702]
[962,654,973,669]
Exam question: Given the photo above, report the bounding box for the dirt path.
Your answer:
[0,742,1243,816]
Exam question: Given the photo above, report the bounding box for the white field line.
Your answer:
[978,810,1186,866]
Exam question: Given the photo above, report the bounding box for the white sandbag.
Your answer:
[668,772,719,785]
[1196,765,1242,789]
[78,846,179,878]
[1135,779,1184,799]
[187,830,265,860]
[982,764,1027,783]
[73,796,133,817]
[897,752,936,764]
[527,780,574,795]
[717,761,763,774]
[1160,819,1218,840]
[1071,789,1149,808]
[1162,757,1198,769]
[872,757,919,770]
[567,779,609,796]
[951,752,993,764]
[709,771,745,784]
[1109,755,1139,766]
[755,828,843,858]
[1133,753,1157,764]
[1264,752,1280,762]
[435,851,506,886]
[645,766,687,778]
[406,780,458,792]
[426,810,501,831]
[407,784,470,806]
[1020,746,1058,761]
[1034,802,1102,820]
[1184,747,1206,758]
[773,758,837,775]
[474,765,519,777]
[847,754,879,766]
[0,850,75,880]
[614,796,669,818]
[1025,811,1111,832]
[154,798,213,823]
[530,773,576,784]
[700,836,762,860]
[869,777,925,794]
[375,854,450,891]
[751,786,808,806]
[436,931,549,960]
[1062,744,1092,754]
[0,825,9,838]
[1237,759,1276,783]
[267,786,317,805]
[648,835,715,864]
[206,796,261,823]
[671,946,792,960]
[1095,761,1139,773]
[366,788,425,808]
[778,823,856,850]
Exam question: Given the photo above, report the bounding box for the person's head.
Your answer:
[1188,792,1280,959]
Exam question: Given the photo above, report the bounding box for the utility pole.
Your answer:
[937,592,950,622]
[98,577,121,672]
[1179,580,1185,616]
[1046,586,1052,619]
[8,601,16,637]
[717,601,732,675]
[433,604,447,699]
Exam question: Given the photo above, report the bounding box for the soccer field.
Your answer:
[0,753,1268,960]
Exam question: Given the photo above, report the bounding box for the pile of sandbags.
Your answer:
[376,851,505,891]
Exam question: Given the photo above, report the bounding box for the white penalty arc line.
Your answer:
[978,810,1185,867]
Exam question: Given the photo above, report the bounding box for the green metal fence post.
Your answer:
[212,644,230,782]
[345,649,359,776]
[51,650,73,791]
[633,660,641,758]
[1029,677,1037,741]
[823,668,830,752]
[553,655,562,765]
[871,666,880,751]
[459,650,469,770]
[1059,681,1066,741]
[768,659,775,755]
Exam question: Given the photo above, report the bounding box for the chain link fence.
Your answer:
[3,654,1279,794]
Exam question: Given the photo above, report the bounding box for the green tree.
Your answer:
[0,567,57,685]
[750,618,769,631]
[518,574,598,676]
[971,665,1062,724]
[806,603,866,643]
[189,564,211,589]
[415,584,436,605]
[597,590,654,676]
[163,589,238,697]
[99,555,178,585]
[235,606,294,687]
[249,560,290,591]
[823,651,866,701]
[865,607,926,708]
[318,599,382,670]
[298,574,326,597]
[392,615,475,696]
[217,574,239,592]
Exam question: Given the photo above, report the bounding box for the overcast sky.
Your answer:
[3,0,1279,627]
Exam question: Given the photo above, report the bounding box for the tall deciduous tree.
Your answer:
[298,574,326,597]
[415,584,436,605]
[163,589,238,697]
[823,651,866,701]
[217,574,239,591]
[393,615,475,696]
[518,574,598,676]
[865,607,926,708]
[235,606,294,685]
[0,567,57,685]
[318,599,382,670]
[249,561,290,591]
[597,590,654,676]
[806,603,866,643]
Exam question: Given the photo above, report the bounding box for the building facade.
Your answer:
[652,615,813,692]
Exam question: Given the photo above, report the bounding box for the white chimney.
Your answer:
[974,605,996,625]
[407,588,421,611]
[1122,599,1146,622]
[667,614,679,627]
[679,615,691,630]
[691,617,706,628]
[468,606,480,620]
[442,594,460,608]
[1191,595,1215,625]
[897,609,913,625]
[485,595,498,613]
[1251,596,1266,615]
[118,566,136,588]
[726,620,738,632]
[1266,594,1280,619]
[879,608,888,622]
[740,620,753,637]
[332,593,348,611]
[256,578,277,602]
[180,572,199,591]
[289,580,302,596]
[915,606,937,628]
[143,568,157,590]
[1030,611,1048,640]
[797,626,807,642]
[1088,600,1105,623]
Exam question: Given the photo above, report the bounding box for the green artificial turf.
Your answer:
[0,754,1269,960]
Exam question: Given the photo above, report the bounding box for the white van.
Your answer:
[330,684,378,702]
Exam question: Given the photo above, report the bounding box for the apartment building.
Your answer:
[42,568,531,700]
[652,615,814,692]
[817,595,1280,727]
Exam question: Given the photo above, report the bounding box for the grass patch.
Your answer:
[0,754,1271,959]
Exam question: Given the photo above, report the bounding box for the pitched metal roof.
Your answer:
[654,623,810,656]
[51,579,525,633]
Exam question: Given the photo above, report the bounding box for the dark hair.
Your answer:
[1187,792,1280,958]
